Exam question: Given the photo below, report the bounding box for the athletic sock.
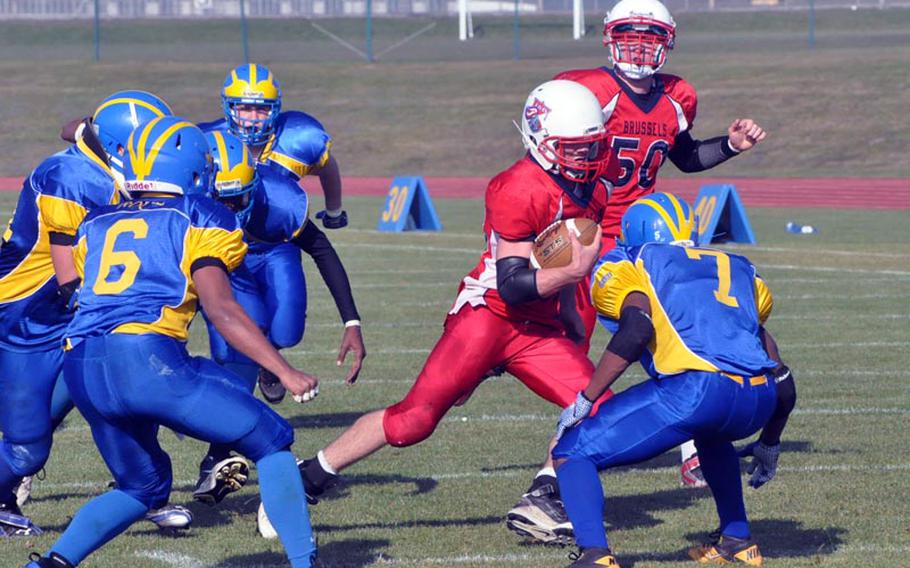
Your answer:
[557,458,608,549]
[258,451,317,568]
[51,490,147,564]
[680,440,698,462]
[697,440,750,539]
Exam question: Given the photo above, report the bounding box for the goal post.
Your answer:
[573,0,586,40]
[458,0,474,41]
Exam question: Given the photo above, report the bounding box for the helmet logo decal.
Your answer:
[524,98,551,134]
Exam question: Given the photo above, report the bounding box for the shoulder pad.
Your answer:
[660,74,697,125]
[265,111,332,179]
[188,194,240,232]
[553,67,621,107]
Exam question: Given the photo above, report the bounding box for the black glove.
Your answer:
[57,279,81,312]
[315,209,348,229]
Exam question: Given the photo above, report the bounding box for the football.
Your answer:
[530,218,599,269]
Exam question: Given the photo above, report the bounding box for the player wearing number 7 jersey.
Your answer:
[554,193,791,567]
[554,0,767,495]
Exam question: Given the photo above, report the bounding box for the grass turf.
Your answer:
[0,194,907,567]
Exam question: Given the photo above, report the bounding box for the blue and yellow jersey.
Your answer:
[0,140,120,352]
[591,243,776,378]
[244,166,309,253]
[66,195,247,344]
[199,110,332,181]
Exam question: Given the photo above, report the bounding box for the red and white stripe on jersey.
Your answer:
[555,67,697,246]
[450,156,608,327]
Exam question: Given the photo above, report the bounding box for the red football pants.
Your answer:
[383,305,610,447]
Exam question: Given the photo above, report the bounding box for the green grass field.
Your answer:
[0,194,907,567]
[1,9,910,178]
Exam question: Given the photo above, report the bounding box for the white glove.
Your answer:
[292,385,319,404]
[555,391,594,441]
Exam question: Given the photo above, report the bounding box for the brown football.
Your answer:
[530,218,599,269]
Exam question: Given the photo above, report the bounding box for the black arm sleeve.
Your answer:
[668,131,739,173]
[190,257,229,275]
[291,221,360,323]
[759,366,797,446]
[606,306,654,362]
[495,256,541,306]
[49,231,76,246]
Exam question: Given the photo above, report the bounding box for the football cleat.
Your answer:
[299,457,340,505]
[506,484,574,545]
[566,547,620,567]
[145,504,193,531]
[14,476,33,508]
[688,534,763,565]
[258,368,287,405]
[193,455,249,505]
[256,500,278,540]
[0,502,42,537]
[681,453,708,488]
[23,552,75,568]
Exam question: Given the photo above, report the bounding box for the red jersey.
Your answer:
[450,156,608,327]
[555,67,697,245]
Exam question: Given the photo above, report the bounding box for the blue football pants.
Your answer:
[554,371,777,549]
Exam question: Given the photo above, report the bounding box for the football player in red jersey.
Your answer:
[556,0,766,493]
[258,80,614,545]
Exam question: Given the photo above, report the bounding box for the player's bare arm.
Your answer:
[291,220,366,383]
[194,264,318,399]
[496,227,602,302]
[313,154,343,213]
[49,243,79,287]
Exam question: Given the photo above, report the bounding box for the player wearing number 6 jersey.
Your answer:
[0,91,177,536]
[555,0,767,493]
[23,117,322,568]
[554,193,793,567]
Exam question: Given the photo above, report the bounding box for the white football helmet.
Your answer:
[604,0,676,80]
[519,80,610,183]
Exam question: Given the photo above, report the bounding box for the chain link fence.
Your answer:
[1,1,908,62]
[1,0,906,18]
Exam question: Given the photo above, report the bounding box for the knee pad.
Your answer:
[117,460,173,510]
[1,438,52,477]
[233,406,294,463]
[268,320,306,350]
[383,403,442,448]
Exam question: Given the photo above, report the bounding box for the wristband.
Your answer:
[344,320,361,328]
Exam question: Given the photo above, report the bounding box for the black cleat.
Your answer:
[506,481,574,545]
[688,534,763,565]
[193,455,249,505]
[24,552,75,568]
[258,368,286,404]
[0,501,42,537]
[299,458,340,505]
[566,547,620,567]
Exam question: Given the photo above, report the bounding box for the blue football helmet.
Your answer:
[222,63,282,146]
[92,90,172,176]
[206,131,258,226]
[123,117,213,196]
[617,192,696,246]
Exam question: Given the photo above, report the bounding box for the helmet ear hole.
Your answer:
[175,135,182,150]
